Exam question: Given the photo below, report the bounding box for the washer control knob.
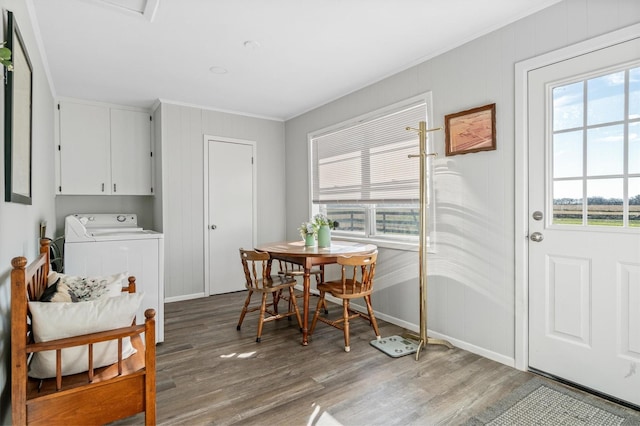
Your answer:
[117,215,126,222]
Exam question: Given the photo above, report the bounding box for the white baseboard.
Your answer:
[299,286,516,368]
[165,292,206,303]
[426,330,516,368]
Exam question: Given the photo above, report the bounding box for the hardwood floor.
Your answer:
[109,291,621,425]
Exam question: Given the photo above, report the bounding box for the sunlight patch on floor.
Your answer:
[307,402,343,426]
[219,351,256,359]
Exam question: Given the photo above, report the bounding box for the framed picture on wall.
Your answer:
[444,103,496,156]
[4,11,33,204]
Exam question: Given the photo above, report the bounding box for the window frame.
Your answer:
[307,93,436,251]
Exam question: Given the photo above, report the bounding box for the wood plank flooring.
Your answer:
[110,291,631,425]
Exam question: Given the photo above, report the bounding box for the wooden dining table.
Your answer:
[255,240,377,345]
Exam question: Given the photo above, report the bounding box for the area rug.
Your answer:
[465,376,640,425]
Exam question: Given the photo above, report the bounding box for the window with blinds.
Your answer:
[309,95,435,243]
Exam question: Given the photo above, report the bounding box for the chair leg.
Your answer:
[256,293,268,343]
[320,298,329,314]
[343,299,350,352]
[286,288,293,321]
[364,295,381,340]
[288,287,303,330]
[309,291,326,335]
[315,272,329,314]
[237,290,253,330]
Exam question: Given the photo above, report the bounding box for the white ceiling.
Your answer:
[32,0,561,121]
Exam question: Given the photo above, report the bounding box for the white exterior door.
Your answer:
[207,139,255,295]
[528,38,640,406]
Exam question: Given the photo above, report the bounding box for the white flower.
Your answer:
[312,213,336,229]
[299,222,315,238]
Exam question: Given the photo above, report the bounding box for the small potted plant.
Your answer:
[299,222,315,246]
[312,214,337,248]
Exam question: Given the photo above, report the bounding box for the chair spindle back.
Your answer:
[337,251,377,295]
[239,249,271,290]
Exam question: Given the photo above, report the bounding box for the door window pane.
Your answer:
[550,64,639,229]
[553,180,583,225]
[630,177,640,227]
[553,130,583,178]
[630,67,640,119]
[553,82,583,131]
[587,125,624,176]
[587,179,623,226]
[587,71,625,126]
[630,122,640,174]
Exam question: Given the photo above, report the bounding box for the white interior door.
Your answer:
[528,38,640,406]
[207,139,255,295]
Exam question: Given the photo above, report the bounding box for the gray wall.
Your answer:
[159,102,286,300]
[0,2,56,423]
[55,195,155,233]
[284,0,640,365]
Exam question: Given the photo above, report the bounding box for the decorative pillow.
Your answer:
[27,292,144,379]
[39,278,78,303]
[49,272,128,301]
[47,271,59,286]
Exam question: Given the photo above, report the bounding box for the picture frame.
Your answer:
[4,11,33,204]
[444,103,496,156]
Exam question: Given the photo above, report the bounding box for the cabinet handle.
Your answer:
[101,183,105,192]
[113,183,117,193]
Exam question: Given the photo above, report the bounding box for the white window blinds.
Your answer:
[311,102,426,204]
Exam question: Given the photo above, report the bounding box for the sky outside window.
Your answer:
[551,65,640,227]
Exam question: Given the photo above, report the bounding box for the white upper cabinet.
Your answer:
[110,109,152,195]
[59,101,111,194]
[57,100,152,195]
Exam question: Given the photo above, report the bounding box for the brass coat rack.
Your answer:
[404,120,453,360]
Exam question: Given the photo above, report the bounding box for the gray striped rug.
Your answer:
[465,377,640,425]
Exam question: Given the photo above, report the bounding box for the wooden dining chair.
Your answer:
[310,251,381,352]
[237,249,303,342]
[277,259,328,314]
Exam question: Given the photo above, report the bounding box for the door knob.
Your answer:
[210,224,217,230]
[530,232,544,242]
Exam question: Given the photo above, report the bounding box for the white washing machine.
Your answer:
[64,213,164,343]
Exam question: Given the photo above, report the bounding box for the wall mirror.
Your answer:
[4,11,33,204]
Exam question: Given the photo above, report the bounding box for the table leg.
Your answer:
[302,267,311,345]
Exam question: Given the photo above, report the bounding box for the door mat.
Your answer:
[370,335,419,358]
[464,376,640,425]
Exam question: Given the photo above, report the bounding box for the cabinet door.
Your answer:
[110,109,152,195]
[59,102,111,194]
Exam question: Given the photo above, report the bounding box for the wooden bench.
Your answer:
[11,239,156,425]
